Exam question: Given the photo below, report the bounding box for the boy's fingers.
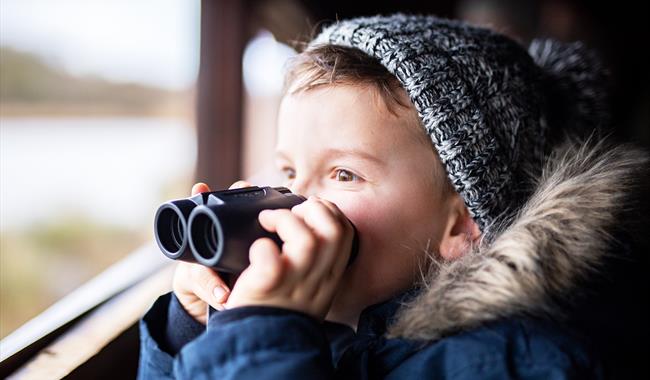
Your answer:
[303,197,355,281]
[293,200,352,288]
[189,265,230,310]
[247,237,284,292]
[229,180,253,190]
[310,196,348,226]
[191,182,211,196]
[296,201,347,280]
[301,196,354,241]
[258,209,317,273]
[294,200,342,243]
[225,238,284,309]
[192,179,252,197]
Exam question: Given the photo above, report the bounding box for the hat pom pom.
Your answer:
[528,38,611,141]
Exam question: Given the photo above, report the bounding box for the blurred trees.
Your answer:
[0,47,191,117]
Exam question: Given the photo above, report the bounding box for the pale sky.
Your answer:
[0,0,201,90]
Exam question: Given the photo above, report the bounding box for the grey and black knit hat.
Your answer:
[310,13,609,236]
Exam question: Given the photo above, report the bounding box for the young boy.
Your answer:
[139,14,644,379]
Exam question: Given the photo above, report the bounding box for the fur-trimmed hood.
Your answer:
[388,137,648,340]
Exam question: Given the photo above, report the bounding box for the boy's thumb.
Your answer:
[194,267,230,310]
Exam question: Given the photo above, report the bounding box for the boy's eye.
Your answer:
[335,169,358,182]
[281,167,295,180]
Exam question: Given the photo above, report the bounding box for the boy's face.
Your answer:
[275,84,453,326]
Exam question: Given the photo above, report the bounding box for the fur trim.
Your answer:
[387,136,648,340]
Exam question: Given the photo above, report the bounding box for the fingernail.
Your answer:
[213,286,228,301]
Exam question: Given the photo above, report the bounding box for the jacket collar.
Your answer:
[355,287,420,339]
[323,287,420,365]
[386,137,647,341]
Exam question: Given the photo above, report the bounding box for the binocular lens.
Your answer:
[190,212,221,261]
[172,215,184,249]
[156,207,185,254]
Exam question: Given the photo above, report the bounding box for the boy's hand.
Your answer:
[225,195,355,321]
[172,180,252,324]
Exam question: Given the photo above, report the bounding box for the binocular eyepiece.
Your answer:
[154,186,359,274]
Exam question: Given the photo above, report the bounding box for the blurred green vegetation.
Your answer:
[0,175,196,339]
[0,216,149,339]
[0,46,197,339]
[0,46,192,117]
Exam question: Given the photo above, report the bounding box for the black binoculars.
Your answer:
[154,186,359,274]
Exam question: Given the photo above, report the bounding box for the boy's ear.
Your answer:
[439,194,481,260]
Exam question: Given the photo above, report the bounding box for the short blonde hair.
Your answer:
[284,44,409,115]
[282,44,455,197]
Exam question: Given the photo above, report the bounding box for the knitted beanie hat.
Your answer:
[309,13,609,237]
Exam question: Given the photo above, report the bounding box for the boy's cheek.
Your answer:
[318,192,406,259]
[329,196,393,244]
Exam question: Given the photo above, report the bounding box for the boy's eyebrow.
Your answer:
[275,148,385,166]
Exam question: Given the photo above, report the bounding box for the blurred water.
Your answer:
[0,117,196,230]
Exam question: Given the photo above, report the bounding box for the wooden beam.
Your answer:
[7,265,174,379]
[196,0,247,189]
[0,244,173,378]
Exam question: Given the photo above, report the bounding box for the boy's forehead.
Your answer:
[281,84,386,111]
[278,85,423,147]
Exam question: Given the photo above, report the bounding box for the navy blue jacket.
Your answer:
[138,140,647,379]
[138,290,602,379]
